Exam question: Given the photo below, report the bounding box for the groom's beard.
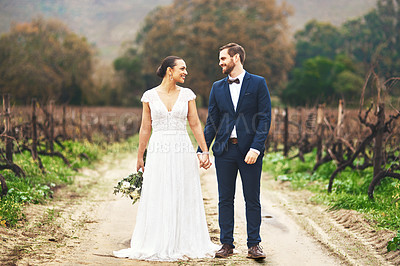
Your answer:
[222,60,235,75]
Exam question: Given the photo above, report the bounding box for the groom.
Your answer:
[198,43,271,259]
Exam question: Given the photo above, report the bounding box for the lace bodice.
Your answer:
[141,87,196,132]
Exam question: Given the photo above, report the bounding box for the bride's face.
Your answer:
[170,59,188,84]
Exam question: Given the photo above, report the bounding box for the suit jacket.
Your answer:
[199,72,271,156]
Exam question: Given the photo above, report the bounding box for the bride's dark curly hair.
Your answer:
[156,56,182,78]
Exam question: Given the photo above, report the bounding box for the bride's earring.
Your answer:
[169,73,173,81]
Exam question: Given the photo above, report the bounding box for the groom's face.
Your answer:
[219,49,235,75]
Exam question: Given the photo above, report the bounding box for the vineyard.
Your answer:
[0,94,141,201]
[266,100,400,198]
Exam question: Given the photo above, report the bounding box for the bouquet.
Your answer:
[113,170,143,204]
[114,151,146,204]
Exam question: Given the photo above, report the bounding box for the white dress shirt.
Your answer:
[228,70,260,155]
[228,70,246,138]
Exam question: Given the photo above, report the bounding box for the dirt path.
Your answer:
[4,153,398,265]
[48,153,342,265]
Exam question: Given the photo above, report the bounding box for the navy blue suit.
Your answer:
[199,72,271,248]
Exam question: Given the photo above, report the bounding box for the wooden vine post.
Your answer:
[273,108,279,152]
[284,107,289,157]
[316,104,324,162]
[31,99,45,173]
[31,99,38,160]
[62,105,67,140]
[373,103,384,179]
[298,107,306,162]
[337,100,344,136]
[79,107,83,140]
[3,94,13,163]
[336,99,344,159]
[49,100,55,153]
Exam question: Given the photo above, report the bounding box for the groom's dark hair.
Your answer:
[219,43,245,64]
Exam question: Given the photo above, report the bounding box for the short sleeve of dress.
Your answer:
[141,90,150,103]
[185,88,196,101]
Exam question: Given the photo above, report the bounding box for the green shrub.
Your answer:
[0,138,113,227]
[0,196,24,227]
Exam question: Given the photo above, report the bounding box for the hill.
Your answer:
[281,0,377,30]
[0,0,377,61]
[0,0,172,61]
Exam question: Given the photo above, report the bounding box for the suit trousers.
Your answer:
[214,141,263,248]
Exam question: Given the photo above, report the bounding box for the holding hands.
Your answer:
[197,152,212,169]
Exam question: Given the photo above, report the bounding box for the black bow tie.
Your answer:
[227,78,240,84]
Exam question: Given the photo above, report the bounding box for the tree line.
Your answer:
[0,17,94,105]
[282,0,400,106]
[114,0,294,105]
[0,0,398,107]
[116,0,399,107]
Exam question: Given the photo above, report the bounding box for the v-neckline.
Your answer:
[155,88,182,113]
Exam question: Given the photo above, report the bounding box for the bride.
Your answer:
[113,56,218,261]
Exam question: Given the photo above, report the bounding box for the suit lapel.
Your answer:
[235,72,251,113]
[223,78,236,114]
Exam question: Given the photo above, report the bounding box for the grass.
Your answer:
[263,150,400,231]
[0,135,140,228]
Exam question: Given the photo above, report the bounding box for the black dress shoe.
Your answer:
[247,244,266,259]
[215,243,234,258]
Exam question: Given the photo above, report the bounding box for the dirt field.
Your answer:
[1,153,399,265]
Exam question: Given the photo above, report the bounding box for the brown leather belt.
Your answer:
[229,138,238,144]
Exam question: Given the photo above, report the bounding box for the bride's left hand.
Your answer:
[197,153,205,167]
[200,154,212,169]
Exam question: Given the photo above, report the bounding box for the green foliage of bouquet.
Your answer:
[113,171,143,205]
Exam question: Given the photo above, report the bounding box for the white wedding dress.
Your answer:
[113,87,218,261]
